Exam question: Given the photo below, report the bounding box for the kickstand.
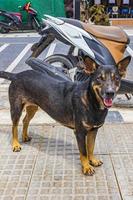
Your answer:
[125,94,131,100]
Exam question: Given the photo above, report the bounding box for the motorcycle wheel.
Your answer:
[44,54,77,81]
[0,26,10,34]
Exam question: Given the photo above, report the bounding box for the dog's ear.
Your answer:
[117,56,131,78]
[83,56,99,74]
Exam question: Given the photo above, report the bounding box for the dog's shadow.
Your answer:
[19,126,81,169]
[19,125,79,161]
[1,125,78,154]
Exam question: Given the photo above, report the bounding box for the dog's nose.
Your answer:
[105,90,115,98]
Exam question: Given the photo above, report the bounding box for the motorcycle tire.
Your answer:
[44,54,74,69]
[44,54,76,80]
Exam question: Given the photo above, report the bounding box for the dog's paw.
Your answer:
[22,136,32,143]
[82,164,95,176]
[89,157,103,167]
[13,143,21,152]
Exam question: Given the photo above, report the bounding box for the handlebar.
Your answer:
[18,2,31,11]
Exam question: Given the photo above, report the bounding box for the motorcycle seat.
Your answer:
[61,18,129,44]
[82,22,129,44]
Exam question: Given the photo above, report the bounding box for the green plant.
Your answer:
[88,5,110,26]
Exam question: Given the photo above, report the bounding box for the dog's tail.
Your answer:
[0,71,16,81]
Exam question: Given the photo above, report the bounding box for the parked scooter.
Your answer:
[0,2,42,33]
[30,15,133,95]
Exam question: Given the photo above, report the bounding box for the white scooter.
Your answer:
[30,15,133,95]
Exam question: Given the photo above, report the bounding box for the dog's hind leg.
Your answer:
[10,100,23,152]
[87,130,103,167]
[22,105,38,142]
[75,131,95,176]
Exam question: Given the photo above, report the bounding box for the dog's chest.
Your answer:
[82,109,108,130]
[82,120,103,131]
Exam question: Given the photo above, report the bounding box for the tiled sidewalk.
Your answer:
[0,124,133,200]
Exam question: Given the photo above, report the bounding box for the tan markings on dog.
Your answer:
[116,86,120,92]
[81,91,88,107]
[92,83,104,109]
[82,121,103,131]
[62,122,75,129]
[12,122,21,152]
[118,63,126,78]
[87,131,103,167]
[111,72,115,80]
[82,121,92,130]
[80,153,95,175]
[22,98,36,111]
[22,105,38,142]
[101,73,106,81]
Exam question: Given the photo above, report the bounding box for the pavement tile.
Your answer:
[103,124,133,153]
[0,152,37,199]
[24,126,121,200]
[0,123,133,199]
[111,154,133,200]
[0,126,47,199]
[26,154,121,200]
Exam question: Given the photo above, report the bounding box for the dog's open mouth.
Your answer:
[95,88,113,108]
[103,98,113,108]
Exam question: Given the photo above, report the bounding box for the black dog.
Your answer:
[0,55,131,175]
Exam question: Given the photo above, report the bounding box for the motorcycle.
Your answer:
[30,15,133,96]
[0,2,43,33]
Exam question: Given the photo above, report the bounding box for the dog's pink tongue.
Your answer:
[104,98,113,108]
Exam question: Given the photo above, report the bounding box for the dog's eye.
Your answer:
[101,74,106,80]
[115,76,120,82]
[97,74,105,81]
[96,76,101,81]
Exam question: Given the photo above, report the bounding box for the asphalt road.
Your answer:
[0,33,69,77]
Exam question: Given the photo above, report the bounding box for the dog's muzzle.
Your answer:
[103,89,115,108]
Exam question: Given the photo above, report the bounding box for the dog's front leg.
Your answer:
[87,130,103,167]
[75,131,95,175]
